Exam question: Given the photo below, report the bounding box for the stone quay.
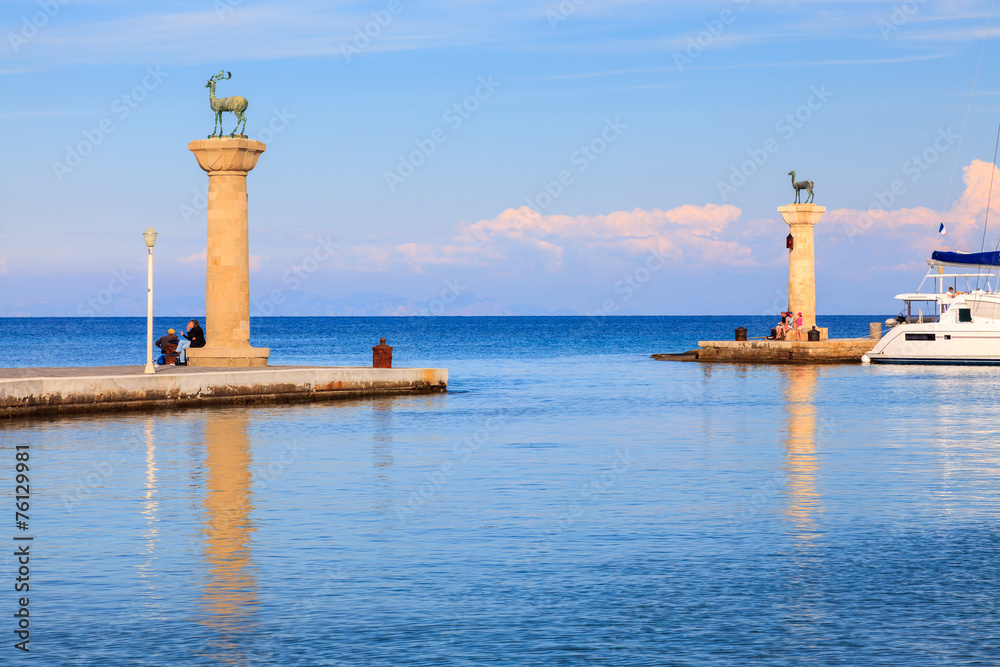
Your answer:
[0,365,448,420]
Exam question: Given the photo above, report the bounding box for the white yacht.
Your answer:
[864,251,1000,365]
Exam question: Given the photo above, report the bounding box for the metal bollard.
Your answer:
[372,338,393,368]
[735,327,747,341]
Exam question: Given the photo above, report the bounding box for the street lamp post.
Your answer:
[143,227,158,374]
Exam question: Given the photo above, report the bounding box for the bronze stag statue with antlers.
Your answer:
[788,170,815,204]
[205,70,248,138]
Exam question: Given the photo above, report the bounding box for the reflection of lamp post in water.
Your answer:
[142,227,158,374]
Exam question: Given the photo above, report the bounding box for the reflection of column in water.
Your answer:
[782,366,822,538]
[200,412,258,644]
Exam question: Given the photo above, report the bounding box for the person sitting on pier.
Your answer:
[174,319,205,366]
[774,312,790,340]
[155,329,179,365]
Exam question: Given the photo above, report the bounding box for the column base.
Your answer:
[187,347,270,368]
[784,327,829,341]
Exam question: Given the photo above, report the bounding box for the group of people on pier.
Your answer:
[770,311,803,340]
[154,319,205,365]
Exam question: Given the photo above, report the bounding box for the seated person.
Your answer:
[155,329,179,365]
[175,319,206,366]
[775,313,790,340]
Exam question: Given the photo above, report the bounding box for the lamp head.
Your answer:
[143,226,158,249]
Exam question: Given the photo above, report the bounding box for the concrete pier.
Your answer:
[0,365,447,419]
[653,338,876,364]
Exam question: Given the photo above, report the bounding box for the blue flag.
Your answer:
[939,222,947,236]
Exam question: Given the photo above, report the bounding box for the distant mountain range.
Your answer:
[251,291,579,317]
[0,290,579,317]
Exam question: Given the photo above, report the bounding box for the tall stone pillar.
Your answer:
[777,204,826,330]
[186,137,270,367]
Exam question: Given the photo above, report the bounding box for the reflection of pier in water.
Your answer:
[199,413,259,658]
[781,366,823,542]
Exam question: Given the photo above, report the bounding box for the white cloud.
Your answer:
[177,249,206,264]
[330,202,754,274]
[824,159,1000,251]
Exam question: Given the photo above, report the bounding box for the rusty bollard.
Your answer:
[373,338,393,368]
[735,327,747,341]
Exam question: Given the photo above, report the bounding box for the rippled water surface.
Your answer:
[3,317,999,665]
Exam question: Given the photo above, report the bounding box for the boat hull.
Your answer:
[869,356,1000,365]
[867,319,1000,365]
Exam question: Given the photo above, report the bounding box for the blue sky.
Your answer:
[3,0,1000,316]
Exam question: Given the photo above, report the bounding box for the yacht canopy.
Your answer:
[931,250,1000,266]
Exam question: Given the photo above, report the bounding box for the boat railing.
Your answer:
[919,262,998,295]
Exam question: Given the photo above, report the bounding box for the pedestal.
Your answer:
[777,204,826,330]
[187,137,269,368]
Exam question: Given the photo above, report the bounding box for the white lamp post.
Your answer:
[143,226,158,374]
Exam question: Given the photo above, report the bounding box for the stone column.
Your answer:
[777,204,826,330]
[186,137,270,367]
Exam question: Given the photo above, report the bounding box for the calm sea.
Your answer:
[3,316,999,666]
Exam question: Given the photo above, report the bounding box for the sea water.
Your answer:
[2,316,999,665]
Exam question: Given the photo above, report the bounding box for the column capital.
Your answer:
[188,137,266,174]
[777,204,826,227]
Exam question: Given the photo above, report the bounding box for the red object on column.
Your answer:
[373,338,393,368]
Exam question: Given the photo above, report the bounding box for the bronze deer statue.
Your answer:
[788,170,814,204]
[206,70,248,138]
